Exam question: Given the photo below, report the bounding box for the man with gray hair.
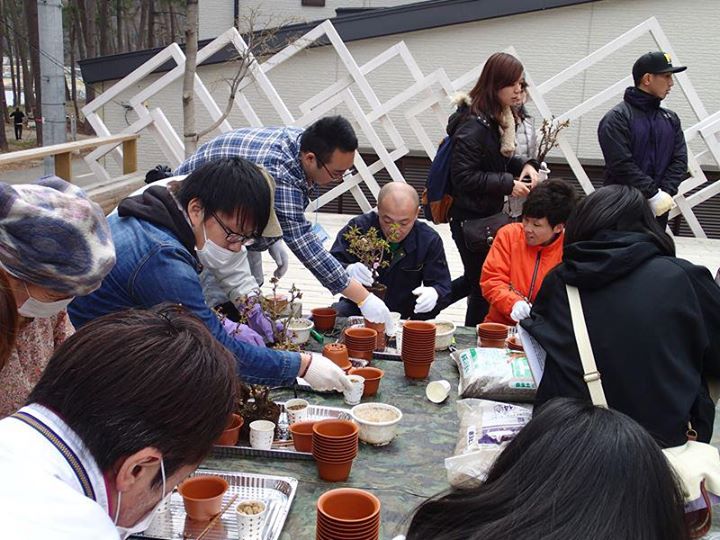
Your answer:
[330,182,451,320]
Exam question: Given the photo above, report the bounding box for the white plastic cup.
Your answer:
[249,420,275,450]
[284,398,309,425]
[426,380,451,403]
[344,375,365,405]
[235,500,266,539]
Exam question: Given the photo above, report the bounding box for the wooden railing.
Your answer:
[0,134,139,183]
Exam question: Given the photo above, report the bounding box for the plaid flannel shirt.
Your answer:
[175,127,350,294]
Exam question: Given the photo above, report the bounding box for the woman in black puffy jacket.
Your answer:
[445,52,539,325]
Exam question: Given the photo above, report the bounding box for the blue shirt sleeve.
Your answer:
[130,244,301,386]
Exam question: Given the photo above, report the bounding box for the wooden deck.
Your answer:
[258,212,720,326]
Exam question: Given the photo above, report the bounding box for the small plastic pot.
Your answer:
[214,413,244,446]
[311,307,337,332]
[178,475,229,521]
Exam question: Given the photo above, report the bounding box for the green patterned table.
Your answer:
[202,327,478,540]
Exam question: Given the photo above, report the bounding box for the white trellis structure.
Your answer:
[83,17,720,237]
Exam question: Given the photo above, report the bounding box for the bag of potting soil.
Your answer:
[451,347,536,402]
[446,398,532,487]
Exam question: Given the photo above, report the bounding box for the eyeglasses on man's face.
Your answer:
[318,159,354,181]
[211,211,256,246]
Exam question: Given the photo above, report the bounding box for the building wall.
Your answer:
[102,0,720,176]
[199,0,414,39]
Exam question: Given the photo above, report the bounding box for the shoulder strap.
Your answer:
[565,285,608,408]
[11,411,96,501]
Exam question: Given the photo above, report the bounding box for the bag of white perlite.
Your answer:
[445,398,532,487]
[451,347,536,402]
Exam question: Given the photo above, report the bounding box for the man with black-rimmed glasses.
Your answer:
[175,115,397,336]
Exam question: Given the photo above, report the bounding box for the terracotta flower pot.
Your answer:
[311,307,337,332]
[317,488,381,524]
[290,420,316,452]
[322,343,351,371]
[178,475,229,521]
[403,360,431,379]
[349,367,384,396]
[479,338,507,349]
[315,459,355,482]
[214,413,244,446]
[363,319,386,351]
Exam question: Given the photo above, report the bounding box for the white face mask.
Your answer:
[196,220,236,270]
[115,458,168,539]
[18,283,73,318]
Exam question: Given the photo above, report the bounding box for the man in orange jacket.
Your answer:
[481,180,577,326]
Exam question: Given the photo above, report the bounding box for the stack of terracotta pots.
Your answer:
[344,327,377,361]
[363,319,386,351]
[400,321,436,379]
[312,419,359,482]
[316,488,381,540]
[477,323,509,348]
[322,343,351,372]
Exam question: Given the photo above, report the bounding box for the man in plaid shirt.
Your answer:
[175,116,397,334]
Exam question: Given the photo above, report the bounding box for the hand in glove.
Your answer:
[346,262,374,286]
[358,293,396,336]
[302,353,354,392]
[246,303,275,343]
[510,300,531,322]
[412,286,439,314]
[221,318,265,347]
[648,190,675,216]
[268,240,289,279]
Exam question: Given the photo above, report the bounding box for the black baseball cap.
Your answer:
[632,51,687,83]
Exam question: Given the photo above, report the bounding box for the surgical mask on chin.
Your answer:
[18,283,73,318]
[196,221,236,270]
[115,458,168,539]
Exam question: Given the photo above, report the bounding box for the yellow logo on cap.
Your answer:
[664,53,672,64]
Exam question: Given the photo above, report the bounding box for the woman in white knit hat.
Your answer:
[0,176,115,416]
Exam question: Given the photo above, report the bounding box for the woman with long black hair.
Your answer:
[402,398,688,540]
[522,185,720,448]
[445,52,539,325]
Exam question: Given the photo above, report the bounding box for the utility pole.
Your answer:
[37,0,66,174]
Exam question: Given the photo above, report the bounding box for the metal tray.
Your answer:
[211,402,352,460]
[133,469,297,540]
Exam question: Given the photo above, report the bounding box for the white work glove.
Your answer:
[412,286,439,314]
[648,190,675,216]
[358,293,396,336]
[510,300,532,322]
[303,353,353,392]
[346,262,373,286]
[268,240,289,279]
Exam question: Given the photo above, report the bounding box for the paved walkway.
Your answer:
[258,212,720,326]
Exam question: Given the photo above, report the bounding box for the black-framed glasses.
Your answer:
[210,211,256,246]
[318,159,353,181]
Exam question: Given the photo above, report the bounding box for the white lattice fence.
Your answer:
[82,17,720,237]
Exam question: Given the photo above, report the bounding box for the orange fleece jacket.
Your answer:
[480,222,564,326]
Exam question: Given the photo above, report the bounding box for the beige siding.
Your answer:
[199,0,235,40]
[99,0,720,176]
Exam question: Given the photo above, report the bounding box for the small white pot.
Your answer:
[428,319,456,351]
[350,403,402,446]
[288,318,314,344]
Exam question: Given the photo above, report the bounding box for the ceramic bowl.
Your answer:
[428,319,456,350]
[350,403,402,446]
[288,318,314,344]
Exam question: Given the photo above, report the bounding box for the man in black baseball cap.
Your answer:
[597,51,688,227]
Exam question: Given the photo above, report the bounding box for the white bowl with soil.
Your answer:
[288,318,314,344]
[428,319,456,351]
[350,403,403,446]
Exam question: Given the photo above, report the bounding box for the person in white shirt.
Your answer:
[0,304,238,539]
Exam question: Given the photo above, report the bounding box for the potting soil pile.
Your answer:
[451,347,536,402]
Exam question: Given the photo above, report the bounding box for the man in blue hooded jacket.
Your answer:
[598,51,688,227]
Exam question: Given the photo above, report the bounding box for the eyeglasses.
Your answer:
[318,159,353,181]
[211,211,256,246]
